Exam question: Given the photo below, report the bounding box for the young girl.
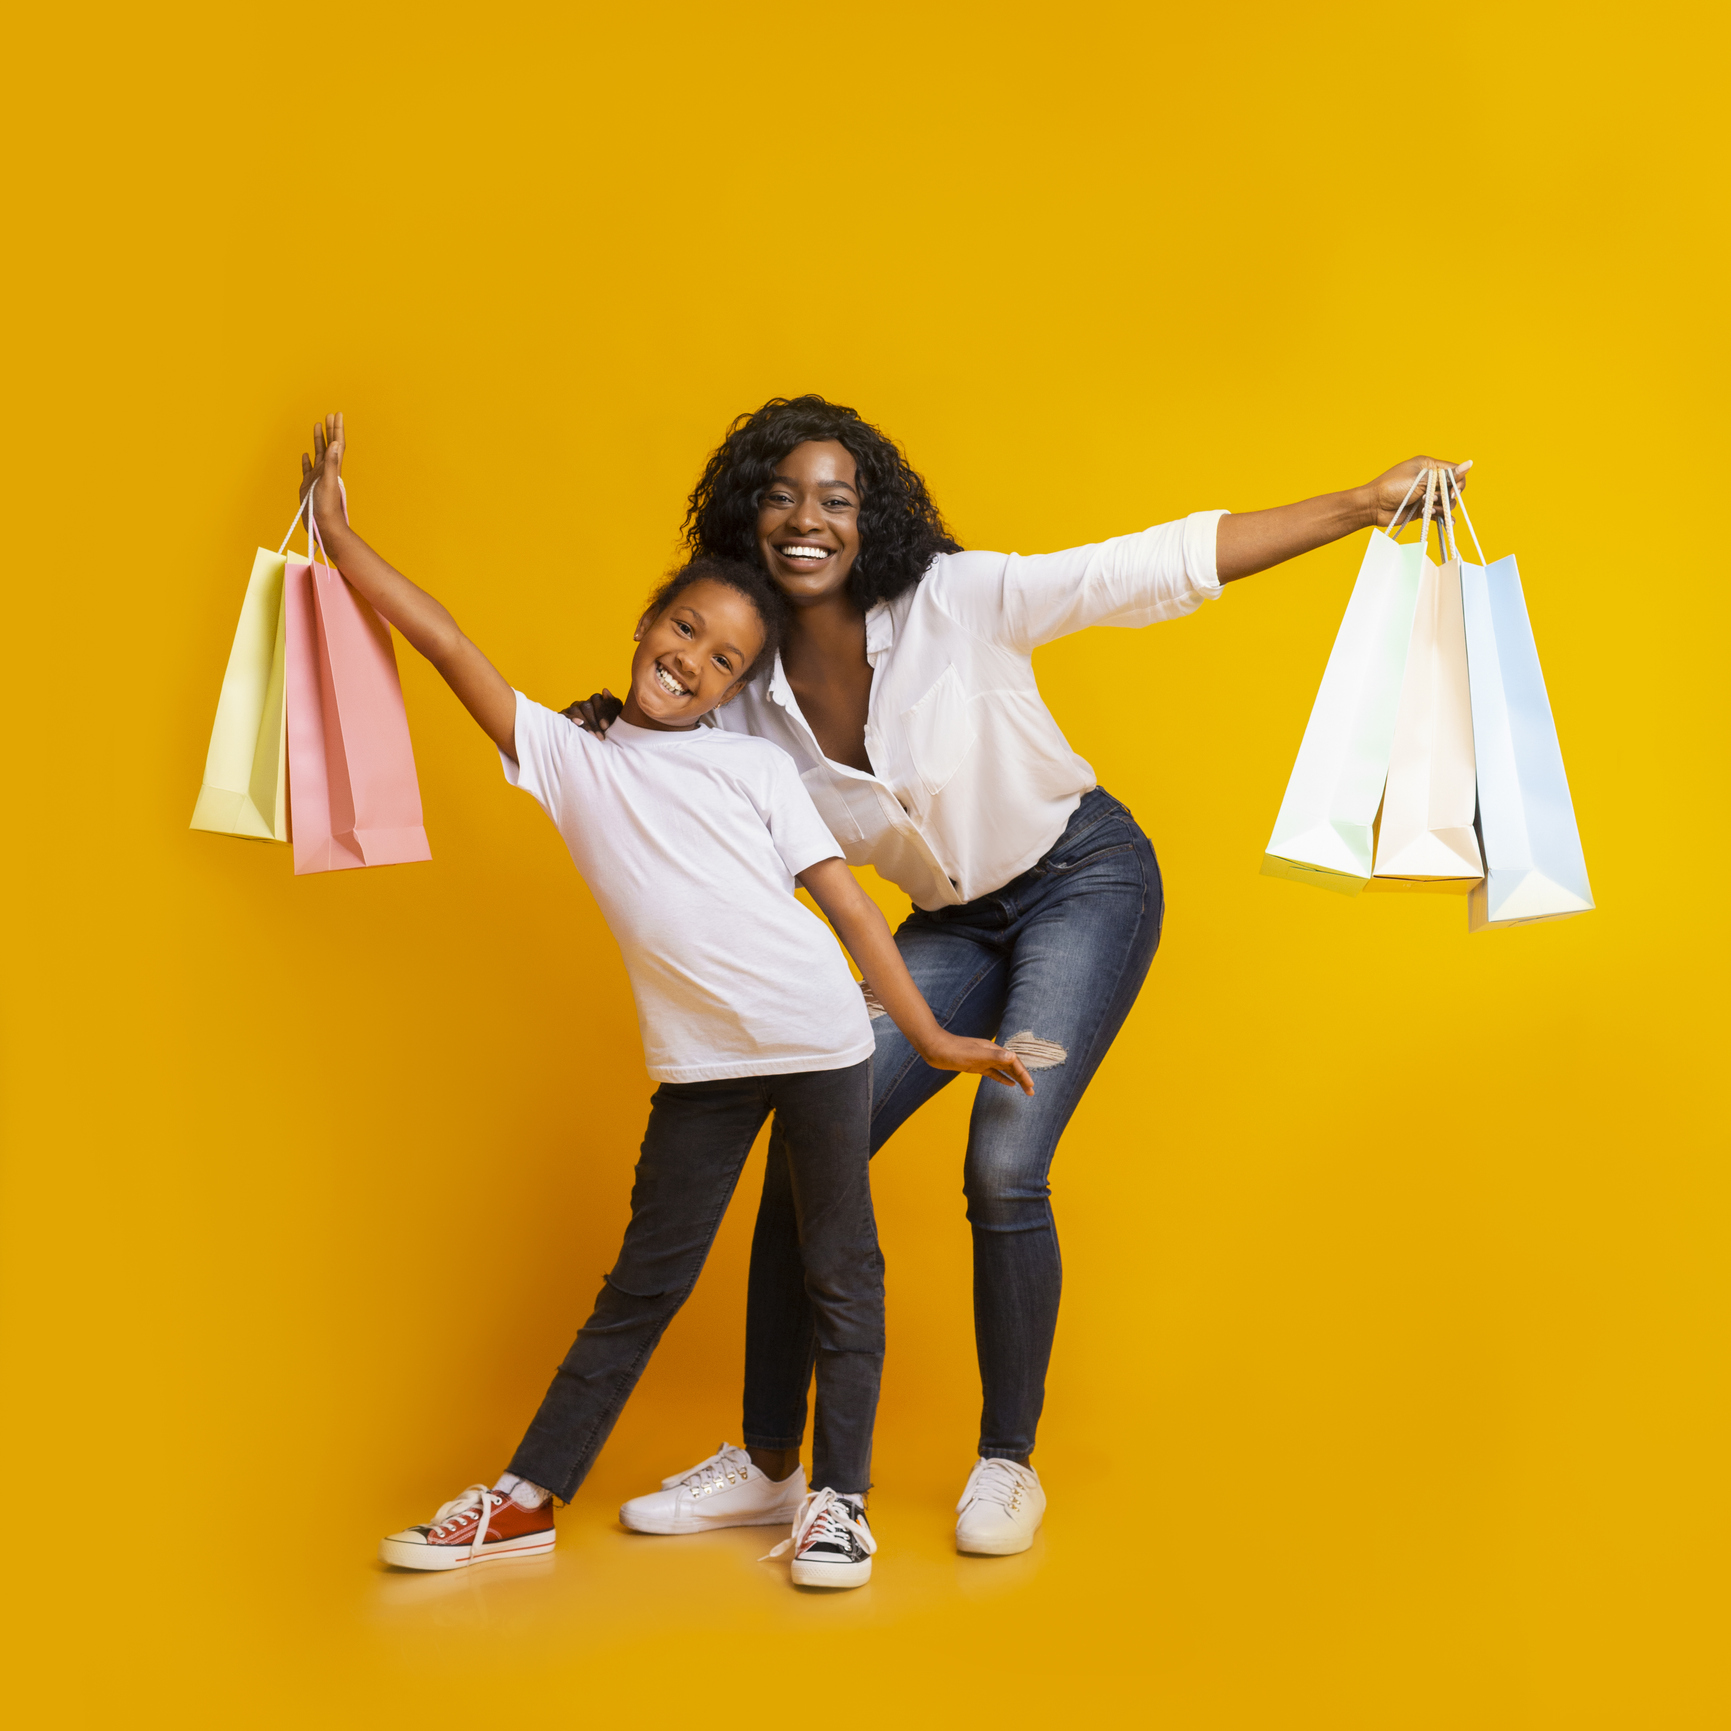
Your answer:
[296,415,1033,1589]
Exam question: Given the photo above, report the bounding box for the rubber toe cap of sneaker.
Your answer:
[619,1491,677,1532]
[956,1512,1037,1555]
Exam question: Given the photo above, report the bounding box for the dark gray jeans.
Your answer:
[508,1058,881,1500]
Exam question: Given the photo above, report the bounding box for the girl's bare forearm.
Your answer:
[315,520,463,664]
[315,517,518,754]
[799,862,943,1050]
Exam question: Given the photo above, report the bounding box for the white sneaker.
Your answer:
[764,1488,876,1588]
[619,1443,807,1535]
[955,1458,1045,1555]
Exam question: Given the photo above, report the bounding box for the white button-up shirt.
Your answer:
[714,510,1227,910]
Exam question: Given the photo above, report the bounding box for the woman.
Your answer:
[582,397,1468,1555]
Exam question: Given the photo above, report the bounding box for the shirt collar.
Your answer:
[864,602,894,662]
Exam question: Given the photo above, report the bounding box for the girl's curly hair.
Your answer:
[684,395,961,611]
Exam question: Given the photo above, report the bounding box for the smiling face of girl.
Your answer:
[621,577,769,730]
[754,440,862,608]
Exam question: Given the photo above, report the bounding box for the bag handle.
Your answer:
[282,478,348,569]
[1441,466,1488,566]
[276,497,309,556]
[307,490,331,570]
[1387,465,1467,568]
[1385,470,1428,537]
[1387,467,1445,543]
[1403,463,1440,564]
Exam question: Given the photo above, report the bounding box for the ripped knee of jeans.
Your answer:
[860,980,888,1020]
[1001,1030,1068,1070]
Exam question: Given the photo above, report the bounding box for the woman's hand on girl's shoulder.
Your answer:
[562,689,623,735]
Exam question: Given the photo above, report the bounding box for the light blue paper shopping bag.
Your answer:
[1454,486,1593,930]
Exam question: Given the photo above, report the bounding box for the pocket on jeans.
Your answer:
[1044,822,1137,875]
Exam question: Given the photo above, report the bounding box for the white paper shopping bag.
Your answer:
[190,504,303,842]
[1453,484,1593,929]
[1373,471,1482,881]
[1263,482,1427,895]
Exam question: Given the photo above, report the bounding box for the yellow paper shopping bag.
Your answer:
[189,504,304,842]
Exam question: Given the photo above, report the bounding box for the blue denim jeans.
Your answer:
[509,1059,881,1500]
[743,788,1163,1461]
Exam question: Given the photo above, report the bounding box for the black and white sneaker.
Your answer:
[764,1487,876,1588]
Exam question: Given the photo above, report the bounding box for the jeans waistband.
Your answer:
[930,788,1142,920]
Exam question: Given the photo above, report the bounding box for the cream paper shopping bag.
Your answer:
[1262,478,1428,894]
[189,504,305,841]
[1453,482,1594,929]
[1372,471,1483,882]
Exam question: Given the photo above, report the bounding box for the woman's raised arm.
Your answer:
[1214,455,1470,582]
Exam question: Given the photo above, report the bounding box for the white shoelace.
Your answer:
[762,1487,877,1563]
[665,1442,752,1494]
[426,1484,499,1561]
[957,1458,1036,1516]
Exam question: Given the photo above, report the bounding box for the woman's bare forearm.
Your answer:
[1214,487,1376,583]
[1213,456,1472,584]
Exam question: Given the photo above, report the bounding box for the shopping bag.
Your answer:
[189,507,301,841]
[1262,477,1428,895]
[283,507,432,875]
[1453,484,1593,930]
[1372,470,1483,881]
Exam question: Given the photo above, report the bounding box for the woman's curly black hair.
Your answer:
[684,395,961,611]
[642,554,785,684]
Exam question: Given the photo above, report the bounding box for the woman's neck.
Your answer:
[781,592,874,772]
[784,590,867,663]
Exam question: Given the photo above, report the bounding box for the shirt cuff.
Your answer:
[1184,509,1229,599]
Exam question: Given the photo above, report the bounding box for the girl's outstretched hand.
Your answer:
[562,689,625,735]
[298,413,348,544]
[919,1031,1035,1095]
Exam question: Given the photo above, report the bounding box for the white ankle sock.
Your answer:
[494,1471,551,1509]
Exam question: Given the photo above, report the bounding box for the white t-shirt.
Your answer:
[502,693,875,1084]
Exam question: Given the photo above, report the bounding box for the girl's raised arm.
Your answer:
[300,413,518,757]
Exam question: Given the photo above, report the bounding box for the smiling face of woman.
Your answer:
[755,440,861,608]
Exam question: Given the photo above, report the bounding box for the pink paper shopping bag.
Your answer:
[283,514,432,875]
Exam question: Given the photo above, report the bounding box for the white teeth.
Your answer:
[780,546,829,560]
[654,663,687,695]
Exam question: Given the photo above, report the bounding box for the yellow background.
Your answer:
[4,2,1726,1725]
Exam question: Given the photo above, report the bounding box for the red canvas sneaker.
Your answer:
[379,1483,556,1571]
